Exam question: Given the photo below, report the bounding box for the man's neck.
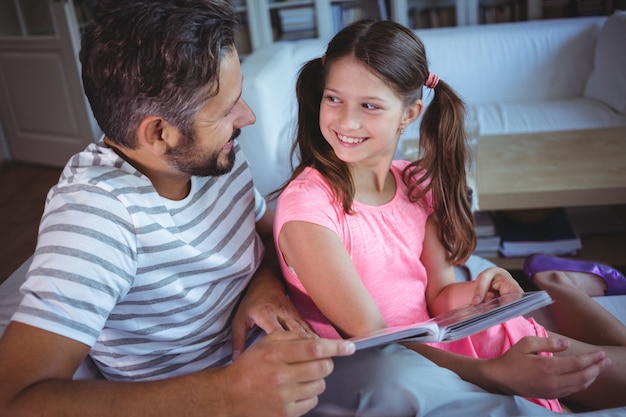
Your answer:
[103,137,192,201]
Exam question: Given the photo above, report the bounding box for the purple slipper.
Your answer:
[523,254,626,296]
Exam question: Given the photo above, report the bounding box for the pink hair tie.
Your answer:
[425,72,439,89]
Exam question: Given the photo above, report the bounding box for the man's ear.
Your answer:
[136,116,176,155]
[400,100,423,131]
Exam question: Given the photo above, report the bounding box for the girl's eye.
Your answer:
[325,95,339,103]
[362,103,379,110]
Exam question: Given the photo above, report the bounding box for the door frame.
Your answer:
[0,0,99,166]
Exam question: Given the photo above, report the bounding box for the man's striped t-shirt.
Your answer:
[12,141,266,381]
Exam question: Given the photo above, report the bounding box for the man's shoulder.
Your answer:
[57,143,149,190]
[44,143,158,217]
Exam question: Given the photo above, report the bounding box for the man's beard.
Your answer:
[165,129,240,177]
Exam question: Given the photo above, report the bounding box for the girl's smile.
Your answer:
[337,132,367,145]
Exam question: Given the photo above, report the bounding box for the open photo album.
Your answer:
[350,291,553,350]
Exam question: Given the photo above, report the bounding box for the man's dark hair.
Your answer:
[80,0,238,148]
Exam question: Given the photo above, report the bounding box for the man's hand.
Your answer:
[0,324,354,417]
[232,207,316,360]
[482,336,610,399]
[231,272,316,360]
[222,331,355,417]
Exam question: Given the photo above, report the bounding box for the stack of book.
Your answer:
[474,211,500,258]
[330,0,387,34]
[331,4,367,33]
[408,5,457,28]
[479,0,527,24]
[277,7,316,40]
[493,208,582,258]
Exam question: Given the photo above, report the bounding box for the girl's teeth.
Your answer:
[338,134,364,144]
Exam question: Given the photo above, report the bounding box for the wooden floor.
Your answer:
[0,162,63,285]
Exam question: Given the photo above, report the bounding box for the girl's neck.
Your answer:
[351,163,396,206]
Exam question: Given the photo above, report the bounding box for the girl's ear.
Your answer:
[400,99,423,131]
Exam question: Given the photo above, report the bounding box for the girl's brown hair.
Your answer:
[278,19,475,264]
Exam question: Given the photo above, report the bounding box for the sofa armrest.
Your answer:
[0,256,103,380]
[0,256,31,336]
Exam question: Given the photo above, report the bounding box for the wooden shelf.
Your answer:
[486,231,626,270]
[236,0,618,53]
[487,206,626,270]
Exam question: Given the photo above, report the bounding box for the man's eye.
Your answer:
[225,100,239,116]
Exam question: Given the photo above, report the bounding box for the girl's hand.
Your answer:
[482,336,608,399]
[472,267,523,304]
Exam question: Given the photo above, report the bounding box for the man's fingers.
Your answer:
[257,316,286,333]
[294,337,356,362]
[265,332,355,363]
[294,397,320,417]
[281,317,317,335]
[248,305,291,333]
[230,317,248,361]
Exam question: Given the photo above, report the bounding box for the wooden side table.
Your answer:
[475,126,626,269]
[476,126,626,211]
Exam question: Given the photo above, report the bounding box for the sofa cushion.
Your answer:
[401,96,626,142]
[474,98,626,136]
[584,10,626,115]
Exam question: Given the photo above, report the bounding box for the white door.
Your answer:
[0,0,99,167]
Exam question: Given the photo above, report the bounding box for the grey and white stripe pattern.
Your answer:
[13,141,265,381]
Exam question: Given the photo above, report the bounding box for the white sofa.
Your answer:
[2,12,626,384]
[238,12,626,201]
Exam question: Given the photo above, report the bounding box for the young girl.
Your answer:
[273,19,626,411]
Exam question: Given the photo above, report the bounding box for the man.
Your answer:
[0,1,353,416]
[0,1,623,417]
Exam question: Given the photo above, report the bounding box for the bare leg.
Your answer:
[533,271,626,346]
[532,270,626,409]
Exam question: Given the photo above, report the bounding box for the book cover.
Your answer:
[493,209,582,258]
[475,235,501,257]
[474,211,497,237]
[473,211,500,257]
[350,291,553,350]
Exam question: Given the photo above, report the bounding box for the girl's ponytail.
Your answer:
[405,80,476,264]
